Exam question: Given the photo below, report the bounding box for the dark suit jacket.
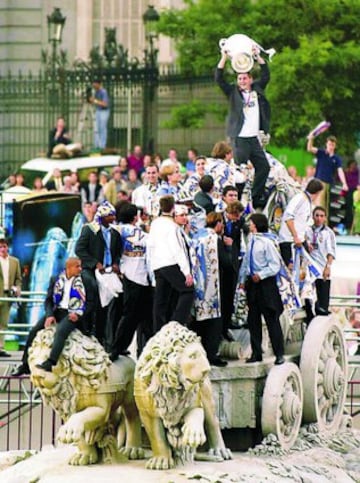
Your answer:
[75,224,122,270]
[194,191,215,214]
[215,63,271,138]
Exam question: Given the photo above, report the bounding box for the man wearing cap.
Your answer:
[75,201,122,345]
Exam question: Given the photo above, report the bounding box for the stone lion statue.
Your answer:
[134,321,232,470]
[28,326,144,465]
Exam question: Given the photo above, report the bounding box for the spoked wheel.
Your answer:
[300,315,348,431]
[261,362,303,449]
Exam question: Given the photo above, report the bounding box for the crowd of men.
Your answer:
[2,47,348,373]
[6,132,340,375]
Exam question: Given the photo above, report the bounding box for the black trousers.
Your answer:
[22,309,84,366]
[153,265,194,333]
[103,295,123,352]
[232,136,270,207]
[111,277,153,356]
[246,278,284,360]
[190,318,223,361]
[315,278,331,314]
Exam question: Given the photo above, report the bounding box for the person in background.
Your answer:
[99,170,110,188]
[89,79,110,150]
[352,185,360,235]
[185,147,198,176]
[132,162,160,219]
[157,161,182,199]
[0,238,21,358]
[70,171,80,193]
[239,213,284,365]
[81,171,104,208]
[45,168,63,191]
[104,166,127,206]
[343,160,359,232]
[307,134,348,212]
[127,145,144,176]
[118,157,129,181]
[32,177,47,193]
[47,117,82,158]
[305,206,336,317]
[125,168,142,197]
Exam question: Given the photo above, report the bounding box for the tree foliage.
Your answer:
[157,0,360,151]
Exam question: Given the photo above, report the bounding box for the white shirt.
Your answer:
[239,234,282,283]
[119,223,150,286]
[0,256,10,290]
[305,224,336,276]
[147,215,191,277]
[238,90,260,137]
[279,191,312,243]
[58,276,74,310]
[131,183,159,217]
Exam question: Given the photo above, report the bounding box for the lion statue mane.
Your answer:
[134,321,232,470]
[28,326,144,466]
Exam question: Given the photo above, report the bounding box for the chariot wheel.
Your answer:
[265,192,285,233]
[300,315,348,431]
[261,362,303,449]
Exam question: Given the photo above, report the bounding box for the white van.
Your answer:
[15,154,121,187]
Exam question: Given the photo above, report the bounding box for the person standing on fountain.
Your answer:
[215,49,270,209]
[239,213,284,365]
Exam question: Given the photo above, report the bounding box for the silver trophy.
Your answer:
[219,34,276,73]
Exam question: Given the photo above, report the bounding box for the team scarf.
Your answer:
[53,270,86,316]
[89,200,116,233]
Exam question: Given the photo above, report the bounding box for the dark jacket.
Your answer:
[194,191,215,214]
[48,127,71,157]
[80,183,103,204]
[44,273,96,330]
[215,63,271,138]
[75,224,122,270]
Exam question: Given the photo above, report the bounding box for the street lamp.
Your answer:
[46,8,66,109]
[142,5,160,154]
[47,7,66,70]
[143,5,160,67]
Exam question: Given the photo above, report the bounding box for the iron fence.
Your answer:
[0,68,227,177]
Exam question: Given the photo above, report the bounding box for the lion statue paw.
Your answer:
[145,455,176,470]
[134,321,233,470]
[29,327,144,465]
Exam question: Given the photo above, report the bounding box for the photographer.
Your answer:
[88,79,110,151]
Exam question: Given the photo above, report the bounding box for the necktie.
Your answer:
[249,237,255,276]
[103,228,112,267]
[225,220,232,237]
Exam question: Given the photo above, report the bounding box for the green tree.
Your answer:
[157,0,360,152]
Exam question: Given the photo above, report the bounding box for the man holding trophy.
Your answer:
[215,35,272,210]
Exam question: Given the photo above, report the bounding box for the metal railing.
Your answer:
[0,374,61,452]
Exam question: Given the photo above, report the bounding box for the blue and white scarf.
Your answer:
[53,270,86,316]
